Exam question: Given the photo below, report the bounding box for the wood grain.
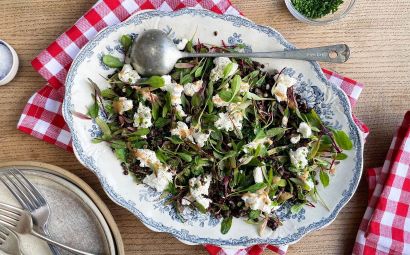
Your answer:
[0,0,409,254]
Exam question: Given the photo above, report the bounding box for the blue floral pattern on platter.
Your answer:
[63,9,363,247]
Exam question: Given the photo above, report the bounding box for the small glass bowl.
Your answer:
[285,0,356,25]
[0,40,19,86]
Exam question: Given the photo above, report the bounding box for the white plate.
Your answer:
[0,167,116,255]
[62,9,364,248]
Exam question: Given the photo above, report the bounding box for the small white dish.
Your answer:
[0,40,19,86]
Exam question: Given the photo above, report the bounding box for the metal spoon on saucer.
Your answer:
[127,29,350,77]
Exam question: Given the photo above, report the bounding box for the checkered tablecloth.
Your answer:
[17,1,369,254]
[354,111,410,255]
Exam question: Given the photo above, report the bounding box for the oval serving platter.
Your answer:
[62,9,364,248]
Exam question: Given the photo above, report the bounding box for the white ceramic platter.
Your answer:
[62,9,363,248]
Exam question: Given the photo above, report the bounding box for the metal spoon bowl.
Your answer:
[128,29,350,77]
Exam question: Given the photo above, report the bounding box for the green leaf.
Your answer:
[320,171,330,187]
[177,152,192,162]
[95,117,111,138]
[277,179,287,187]
[194,65,204,78]
[335,153,348,160]
[140,76,164,88]
[87,102,99,119]
[218,90,233,102]
[309,140,320,159]
[120,35,132,51]
[101,88,117,99]
[151,102,159,120]
[114,148,127,162]
[180,73,193,85]
[191,93,201,108]
[223,62,234,78]
[220,216,233,235]
[168,135,184,144]
[240,183,267,193]
[155,118,170,128]
[130,128,150,137]
[249,210,261,220]
[266,127,286,138]
[333,130,353,150]
[132,140,148,149]
[102,55,123,68]
[229,75,241,101]
[156,150,169,163]
[194,202,207,213]
[110,140,127,149]
[290,203,304,214]
[305,109,322,129]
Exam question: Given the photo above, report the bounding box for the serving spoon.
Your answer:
[127,29,350,77]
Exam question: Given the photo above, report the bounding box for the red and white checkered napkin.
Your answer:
[16,0,369,254]
[354,111,410,255]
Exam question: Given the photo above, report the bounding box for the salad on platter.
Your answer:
[81,34,353,235]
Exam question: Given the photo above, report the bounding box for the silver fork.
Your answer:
[0,169,61,255]
[0,223,21,255]
[0,202,94,255]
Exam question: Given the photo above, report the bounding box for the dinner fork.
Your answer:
[0,202,94,255]
[0,169,61,255]
[0,223,21,255]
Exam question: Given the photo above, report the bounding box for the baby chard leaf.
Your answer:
[335,153,348,160]
[120,35,133,51]
[221,216,233,234]
[95,117,111,139]
[177,152,193,162]
[240,183,267,193]
[333,130,353,150]
[139,76,165,88]
[320,171,330,187]
[290,203,304,214]
[102,55,123,68]
[87,101,99,119]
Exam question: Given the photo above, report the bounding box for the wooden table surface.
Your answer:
[1,1,409,254]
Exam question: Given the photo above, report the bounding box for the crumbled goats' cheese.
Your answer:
[176,38,188,51]
[282,116,288,127]
[133,102,152,128]
[113,97,133,115]
[253,166,264,183]
[118,64,140,85]
[297,122,312,138]
[271,74,297,102]
[290,134,301,144]
[243,137,273,153]
[187,175,212,209]
[242,189,275,214]
[160,75,184,107]
[214,111,244,132]
[183,80,203,96]
[289,147,309,169]
[240,81,250,93]
[210,57,238,82]
[171,121,194,142]
[212,94,230,108]
[192,131,210,148]
[142,168,173,192]
[175,105,187,117]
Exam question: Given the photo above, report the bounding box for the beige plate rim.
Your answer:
[0,161,125,255]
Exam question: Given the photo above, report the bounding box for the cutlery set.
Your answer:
[0,169,94,255]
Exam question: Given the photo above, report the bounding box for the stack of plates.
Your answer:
[0,161,124,255]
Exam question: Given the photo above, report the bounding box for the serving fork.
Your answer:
[0,168,61,255]
[0,223,21,255]
[0,202,94,255]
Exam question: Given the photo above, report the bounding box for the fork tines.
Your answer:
[0,168,46,212]
[0,203,22,229]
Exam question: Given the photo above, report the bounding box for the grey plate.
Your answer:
[0,168,116,255]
